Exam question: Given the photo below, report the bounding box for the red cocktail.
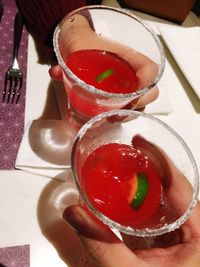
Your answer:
[71,110,198,236]
[65,49,139,118]
[67,50,139,94]
[81,143,162,228]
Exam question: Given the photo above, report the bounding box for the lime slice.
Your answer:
[130,173,149,210]
[96,68,114,83]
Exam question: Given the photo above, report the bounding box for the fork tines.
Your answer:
[2,12,24,105]
[3,68,23,104]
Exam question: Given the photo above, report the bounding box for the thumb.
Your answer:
[63,205,139,267]
[130,86,159,109]
[49,65,63,81]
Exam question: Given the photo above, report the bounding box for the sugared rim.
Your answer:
[71,109,199,237]
[53,5,166,99]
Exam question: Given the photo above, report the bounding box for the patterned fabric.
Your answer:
[0,0,28,169]
[0,0,93,169]
[0,0,3,22]
[0,244,30,267]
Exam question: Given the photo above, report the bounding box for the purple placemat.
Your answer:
[0,0,28,169]
[0,244,30,267]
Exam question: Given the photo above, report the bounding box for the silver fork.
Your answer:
[3,12,23,104]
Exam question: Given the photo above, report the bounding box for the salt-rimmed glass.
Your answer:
[71,109,199,237]
[53,5,165,126]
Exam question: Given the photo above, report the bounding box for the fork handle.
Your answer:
[13,12,23,61]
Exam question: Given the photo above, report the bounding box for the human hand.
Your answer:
[63,202,200,267]
[49,14,160,109]
[62,136,200,267]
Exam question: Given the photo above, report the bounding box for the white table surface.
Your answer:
[0,1,200,266]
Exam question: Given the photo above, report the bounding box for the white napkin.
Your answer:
[144,82,173,114]
[159,26,200,99]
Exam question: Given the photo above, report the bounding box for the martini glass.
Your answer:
[71,109,199,237]
[53,5,165,127]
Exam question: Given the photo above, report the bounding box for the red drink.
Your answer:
[65,50,139,118]
[67,49,138,93]
[81,143,163,228]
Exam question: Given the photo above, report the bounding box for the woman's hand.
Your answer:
[62,136,200,267]
[63,203,200,267]
[49,14,160,109]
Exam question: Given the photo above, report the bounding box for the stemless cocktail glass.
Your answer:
[71,110,199,237]
[53,5,165,126]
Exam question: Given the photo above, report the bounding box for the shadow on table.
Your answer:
[161,39,200,114]
[37,171,121,266]
[37,171,85,266]
[39,80,61,120]
[28,118,76,167]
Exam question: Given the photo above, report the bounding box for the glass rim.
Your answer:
[53,5,166,99]
[71,109,199,237]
